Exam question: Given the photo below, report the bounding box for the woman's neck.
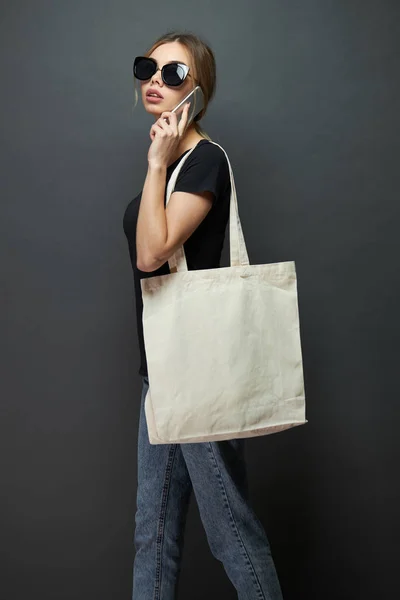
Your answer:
[168,126,206,166]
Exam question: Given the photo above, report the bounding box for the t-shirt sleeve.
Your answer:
[173,142,230,202]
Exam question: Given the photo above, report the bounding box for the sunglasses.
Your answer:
[133,56,192,87]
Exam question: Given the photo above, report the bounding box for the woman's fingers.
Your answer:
[160,111,177,126]
[150,122,165,140]
[149,103,190,141]
[159,111,179,136]
[149,113,174,141]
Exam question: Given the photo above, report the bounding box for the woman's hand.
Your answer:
[147,102,191,168]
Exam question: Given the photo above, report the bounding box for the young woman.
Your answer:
[123,31,284,600]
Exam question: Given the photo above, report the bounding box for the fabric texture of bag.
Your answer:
[142,141,307,444]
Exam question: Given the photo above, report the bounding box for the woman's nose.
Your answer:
[151,68,163,86]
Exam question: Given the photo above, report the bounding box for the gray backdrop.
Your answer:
[1,1,399,599]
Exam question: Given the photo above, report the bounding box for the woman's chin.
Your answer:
[145,104,164,118]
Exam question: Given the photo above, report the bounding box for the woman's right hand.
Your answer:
[147,103,190,168]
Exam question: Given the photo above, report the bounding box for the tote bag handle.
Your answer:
[166,141,250,273]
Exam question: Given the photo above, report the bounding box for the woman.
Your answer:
[123,31,284,600]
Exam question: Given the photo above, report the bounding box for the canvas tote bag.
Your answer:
[142,141,307,444]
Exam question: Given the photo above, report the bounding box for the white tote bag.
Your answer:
[142,141,307,444]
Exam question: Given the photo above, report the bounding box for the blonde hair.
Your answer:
[132,31,217,140]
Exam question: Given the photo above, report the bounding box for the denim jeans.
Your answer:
[132,375,284,600]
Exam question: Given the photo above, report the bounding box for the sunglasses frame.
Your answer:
[133,56,192,87]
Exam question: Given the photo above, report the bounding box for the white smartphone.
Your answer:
[171,86,205,128]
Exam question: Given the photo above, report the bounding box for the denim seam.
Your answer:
[153,443,178,600]
[207,442,267,600]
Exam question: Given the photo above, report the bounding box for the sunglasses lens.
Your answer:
[133,57,156,80]
[163,63,187,86]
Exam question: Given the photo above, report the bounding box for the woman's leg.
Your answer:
[132,376,193,600]
[181,439,284,600]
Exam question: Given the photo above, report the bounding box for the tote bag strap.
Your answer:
[166,140,250,273]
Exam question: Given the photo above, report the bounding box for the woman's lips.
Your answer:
[146,95,163,103]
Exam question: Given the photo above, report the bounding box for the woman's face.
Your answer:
[140,41,195,120]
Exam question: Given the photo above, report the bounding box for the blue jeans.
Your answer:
[132,375,284,600]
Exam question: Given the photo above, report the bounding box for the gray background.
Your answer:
[1,1,399,598]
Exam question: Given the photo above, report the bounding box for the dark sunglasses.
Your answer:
[133,56,192,87]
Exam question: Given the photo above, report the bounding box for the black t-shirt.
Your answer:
[123,138,231,377]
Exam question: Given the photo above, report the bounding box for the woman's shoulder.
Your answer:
[172,138,231,197]
[194,138,227,157]
[188,139,229,170]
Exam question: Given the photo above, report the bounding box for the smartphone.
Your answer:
[171,86,205,128]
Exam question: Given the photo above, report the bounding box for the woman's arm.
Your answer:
[136,162,213,272]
